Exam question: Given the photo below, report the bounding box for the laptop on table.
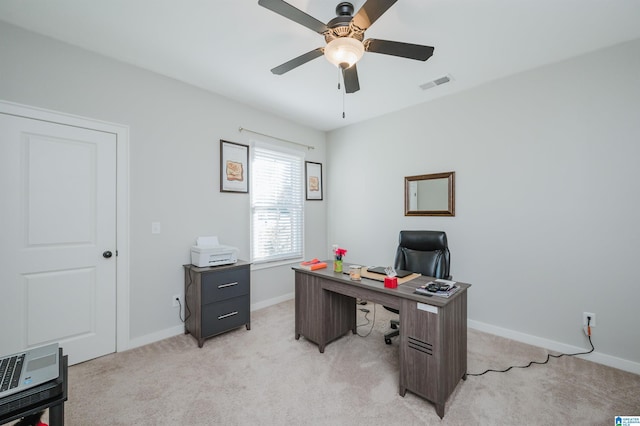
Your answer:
[0,343,60,399]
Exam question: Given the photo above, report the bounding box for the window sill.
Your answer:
[251,258,302,271]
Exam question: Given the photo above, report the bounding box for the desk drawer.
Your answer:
[202,297,249,337]
[202,267,250,304]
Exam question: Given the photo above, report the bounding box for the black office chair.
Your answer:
[384,230,451,344]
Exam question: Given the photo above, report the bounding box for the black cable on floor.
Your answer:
[467,335,595,376]
[357,303,377,337]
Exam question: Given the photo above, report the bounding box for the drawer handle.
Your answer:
[218,311,238,320]
[218,282,239,289]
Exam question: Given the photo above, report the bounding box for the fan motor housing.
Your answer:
[335,2,354,16]
[325,2,363,42]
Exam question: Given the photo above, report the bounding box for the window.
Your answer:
[251,145,304,264]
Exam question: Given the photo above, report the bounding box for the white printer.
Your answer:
[190,236,238,267]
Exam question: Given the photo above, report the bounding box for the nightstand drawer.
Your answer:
[201,266,249,304]
[201,297,249,337]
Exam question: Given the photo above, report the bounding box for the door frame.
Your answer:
[0,99,130,353]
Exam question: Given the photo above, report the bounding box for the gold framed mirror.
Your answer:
[405,171,455,216]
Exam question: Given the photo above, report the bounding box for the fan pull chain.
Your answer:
[337,67,345,119]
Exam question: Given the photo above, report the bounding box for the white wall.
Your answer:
[0,22,327,345]
[327,39,640,372]
[3,19,639,373]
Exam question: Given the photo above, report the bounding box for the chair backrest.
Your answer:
[393,230,450,279]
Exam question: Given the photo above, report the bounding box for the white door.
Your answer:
[0,113,117,365]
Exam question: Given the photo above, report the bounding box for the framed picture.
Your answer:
[305,161,323,200]
[220,140,249,193]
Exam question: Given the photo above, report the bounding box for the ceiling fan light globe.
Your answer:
[324,37,364,68]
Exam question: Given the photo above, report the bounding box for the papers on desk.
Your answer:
[414,282,460,298]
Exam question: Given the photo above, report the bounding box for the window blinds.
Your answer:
[251,146,304,263]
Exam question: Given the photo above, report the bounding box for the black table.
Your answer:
[0,349,68,426]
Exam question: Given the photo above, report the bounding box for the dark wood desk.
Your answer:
[293,266,470,419]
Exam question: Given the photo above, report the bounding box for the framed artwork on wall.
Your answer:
[305,161,323,200]
[220,140,249,193]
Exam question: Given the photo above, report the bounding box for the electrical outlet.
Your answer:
[583,312,596,327]
[172,294,182,308]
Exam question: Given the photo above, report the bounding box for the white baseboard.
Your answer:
[127,324,185,350]
[468,319,640,375]
[124,294,295,351]
[250,292,294,311]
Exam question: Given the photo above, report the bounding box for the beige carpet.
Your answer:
[62,299,639,425]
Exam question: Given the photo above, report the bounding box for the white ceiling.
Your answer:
[2,0,640,131]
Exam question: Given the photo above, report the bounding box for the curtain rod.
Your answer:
[238,127,315,150]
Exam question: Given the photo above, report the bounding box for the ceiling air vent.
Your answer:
[420,74,452,90]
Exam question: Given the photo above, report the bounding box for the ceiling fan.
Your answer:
[258,0,435,94]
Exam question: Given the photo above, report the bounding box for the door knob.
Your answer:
[103,250,113,258]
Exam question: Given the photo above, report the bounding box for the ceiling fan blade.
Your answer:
[341,64,360,94]
[352,0,398,31]
[365,39,434,61]
[258,0,328,34]
[271,48,324,75]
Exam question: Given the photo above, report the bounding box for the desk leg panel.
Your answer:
[399,291,467,419]
[399,298,440,402]
[295,272,355,352]
[324,291,356,343]
[295,272,321,344]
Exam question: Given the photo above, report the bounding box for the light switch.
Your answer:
[151,222,161,234]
